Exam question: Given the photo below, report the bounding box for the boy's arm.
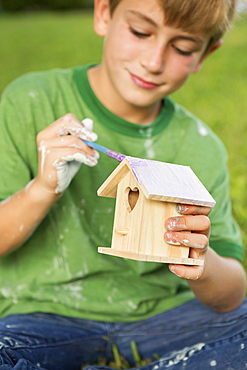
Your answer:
[187,248,246,312]
[165,205,246,312]
[0,114,99,256]
[0,179,59,256]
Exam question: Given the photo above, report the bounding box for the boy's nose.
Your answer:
[141,45,165,74]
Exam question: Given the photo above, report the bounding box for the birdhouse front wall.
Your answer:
[111,171,189,260]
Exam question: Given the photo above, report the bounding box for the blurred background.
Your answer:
[0,1,246,266]
[0,0,93,11]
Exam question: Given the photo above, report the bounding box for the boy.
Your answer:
[0,0,246,369]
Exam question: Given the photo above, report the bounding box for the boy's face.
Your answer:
[93,0,212,119]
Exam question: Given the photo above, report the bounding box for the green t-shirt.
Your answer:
[0,65,243,321]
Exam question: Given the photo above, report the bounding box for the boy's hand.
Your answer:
[36,114,99,195]
[164,204,211,280]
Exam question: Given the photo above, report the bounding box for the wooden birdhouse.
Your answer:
[97,157,216,266]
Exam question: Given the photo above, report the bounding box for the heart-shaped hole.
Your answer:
[125,187,139,212]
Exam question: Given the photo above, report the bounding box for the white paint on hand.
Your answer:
[38,143,50,175]
[25,179,35,192]
[57,125,98,142]
[69,143,82,150]
[82,118,94,131]
[182,239,189,246]
[53,152,98,194]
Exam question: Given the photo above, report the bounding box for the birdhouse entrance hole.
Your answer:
[125,187,139,212]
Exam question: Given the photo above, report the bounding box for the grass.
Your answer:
[0,11,102,89]
[82,339,158,369]
[0,10,246,263]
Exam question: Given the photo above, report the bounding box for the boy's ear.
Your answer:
[94,0,111,37]
[193,39,223,73]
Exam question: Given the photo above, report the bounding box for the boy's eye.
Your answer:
[173,45,192,57]
[130,27,150,38]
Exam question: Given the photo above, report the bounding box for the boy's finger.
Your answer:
[176,204,212,216]
[164,231,208,251]
[40,147,99,169]
[165,215,210,233]
[38,135,98,157]
[169,264,204,280]
[37,114,98,143]
[58,116,98,141]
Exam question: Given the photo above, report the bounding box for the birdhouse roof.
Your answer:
[97,157,216,207]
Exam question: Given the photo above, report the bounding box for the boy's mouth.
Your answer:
[129,72,162,90]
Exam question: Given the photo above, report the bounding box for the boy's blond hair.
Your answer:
[109,0,236,52]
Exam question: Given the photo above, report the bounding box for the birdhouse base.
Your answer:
[98,247,204,266]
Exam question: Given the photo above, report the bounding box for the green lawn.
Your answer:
[0,11,102,88]
[1,10,247,262]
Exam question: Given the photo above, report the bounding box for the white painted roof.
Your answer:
[126,156,216,207]
[97,156,216,207]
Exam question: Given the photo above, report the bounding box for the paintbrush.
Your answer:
[83,140,126,162]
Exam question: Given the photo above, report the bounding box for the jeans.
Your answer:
[0,299,247,370]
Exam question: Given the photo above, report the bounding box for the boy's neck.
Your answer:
[88,65,163,125]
